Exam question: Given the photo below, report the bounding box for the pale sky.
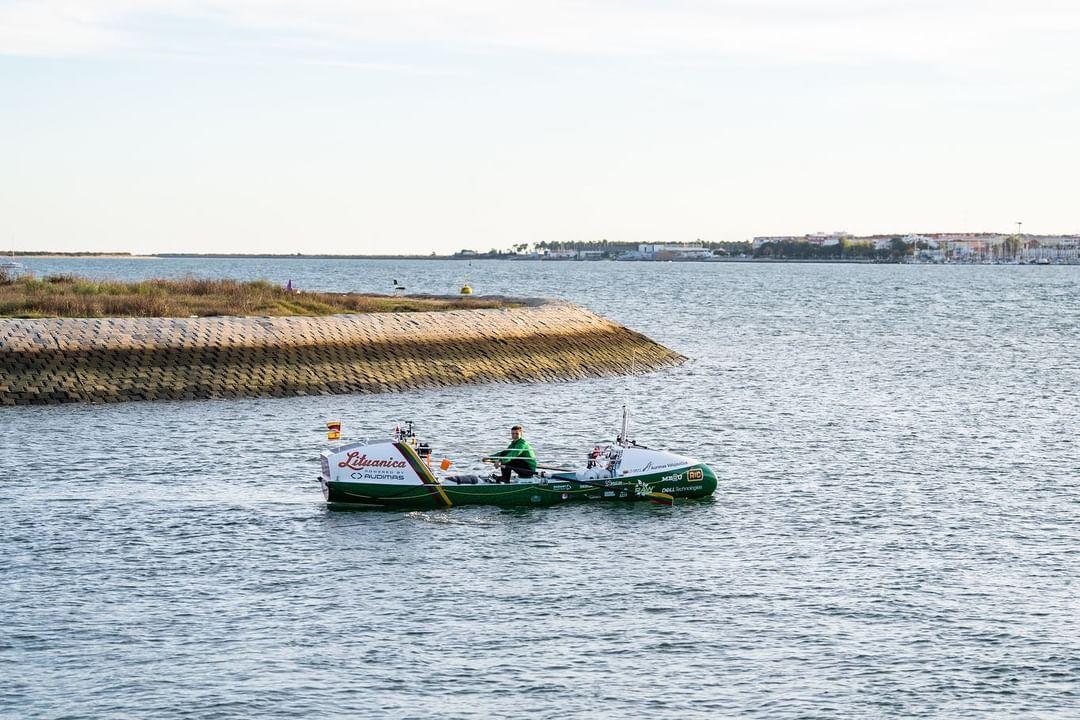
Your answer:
[2,1,1079,254]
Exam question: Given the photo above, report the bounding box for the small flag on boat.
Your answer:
[326,421,341,440]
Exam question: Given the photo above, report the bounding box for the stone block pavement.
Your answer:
[0,301,685,405]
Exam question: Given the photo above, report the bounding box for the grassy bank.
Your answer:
[0,272,511,318]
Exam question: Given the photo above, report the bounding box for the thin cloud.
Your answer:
[1,0,1079,76]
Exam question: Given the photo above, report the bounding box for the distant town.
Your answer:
[7,231,1080,264]
[746,232,1080,264]
[453,232,1080,263]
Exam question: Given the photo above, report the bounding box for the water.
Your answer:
[3,259,1079,718]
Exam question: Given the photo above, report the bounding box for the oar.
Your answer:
[482,457,574,472]
[481,458,673,505]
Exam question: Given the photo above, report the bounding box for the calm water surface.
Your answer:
[2,259,1079,718]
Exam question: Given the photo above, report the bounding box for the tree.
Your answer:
[889,237,910,259]
[1003,234,1021,259]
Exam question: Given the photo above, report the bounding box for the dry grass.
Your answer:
[0,274,515,318]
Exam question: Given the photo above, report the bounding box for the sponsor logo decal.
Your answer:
[351,469,408,482]
[338,451,407,470]
[688,468,703,481]
[639,461,683,472]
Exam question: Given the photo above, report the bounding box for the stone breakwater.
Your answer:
[0,301,685,405]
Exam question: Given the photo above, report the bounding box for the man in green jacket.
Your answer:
[489,424,537,483]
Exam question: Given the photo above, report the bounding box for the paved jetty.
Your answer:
[0,300,684,405]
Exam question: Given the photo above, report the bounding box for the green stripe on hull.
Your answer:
[326,464,717,510]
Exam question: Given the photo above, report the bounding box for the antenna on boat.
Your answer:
[616,351,649,449]
[615,349,640,447]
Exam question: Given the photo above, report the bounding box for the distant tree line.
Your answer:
[462,239,754,258]
[3,251,133,257]
[531,240,637,253]
[702,241,752,255]
[753,238,927,260]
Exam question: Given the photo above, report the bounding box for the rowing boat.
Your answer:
[317,412,717,510]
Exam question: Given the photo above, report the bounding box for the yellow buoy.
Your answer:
[460,283,472,295]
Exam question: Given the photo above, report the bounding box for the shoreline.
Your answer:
[4,253,153,259]
[0,253,942,264]
[12,253,1076,266]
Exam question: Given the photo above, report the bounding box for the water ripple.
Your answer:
[3,260,1080,717]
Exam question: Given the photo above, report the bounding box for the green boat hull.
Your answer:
[325,463,717,510]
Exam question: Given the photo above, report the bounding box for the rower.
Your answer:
[488,424,537,483]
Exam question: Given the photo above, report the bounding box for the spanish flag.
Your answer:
[326,421,341,441]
